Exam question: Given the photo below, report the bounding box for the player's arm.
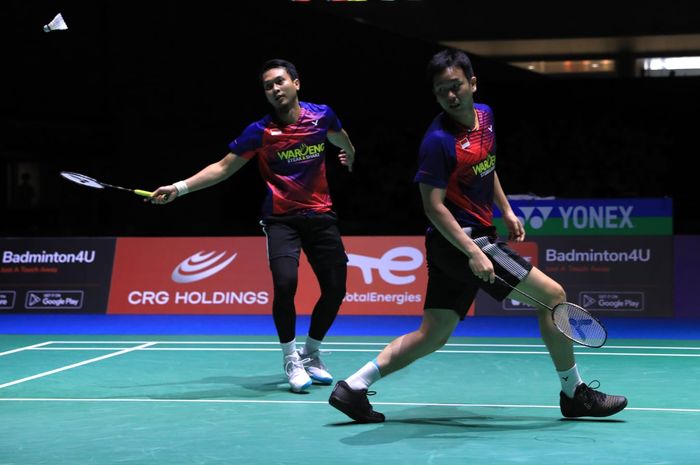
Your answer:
[493,172,525,241]
[327,128,355,172]
[419,183,494,283]
[149,152,249,204]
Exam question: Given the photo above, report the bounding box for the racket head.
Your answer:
[552,302,608,348]
[60,171,105,189]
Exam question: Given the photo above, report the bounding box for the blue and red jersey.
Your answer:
[414,103,497,229]
[228,101,342,217]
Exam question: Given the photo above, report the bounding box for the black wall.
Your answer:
[2,2,695,236]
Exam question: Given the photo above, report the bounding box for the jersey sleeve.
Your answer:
[322,105,343,132]
[413,132,454,188]
[228,122,265,160]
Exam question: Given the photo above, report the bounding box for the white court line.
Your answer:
[25,347,700,357]
[0,341,53,357]
[0,397,697,413]
[0,342,155,389]
[42,340,700,351]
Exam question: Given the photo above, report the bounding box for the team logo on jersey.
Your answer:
[276,142,325,162]
[472,153,496,177]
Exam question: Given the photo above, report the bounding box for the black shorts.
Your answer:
[424,227,532,319]
[260,212,348,268]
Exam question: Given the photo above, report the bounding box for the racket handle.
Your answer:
[133,189,153,197]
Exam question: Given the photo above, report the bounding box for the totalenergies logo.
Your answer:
[171,251,237,283]
[348,247,423,285]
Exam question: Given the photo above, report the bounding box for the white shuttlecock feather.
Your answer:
[43,13,68,33]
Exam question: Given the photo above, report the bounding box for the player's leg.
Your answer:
[302,261,346,384]
[376,308,459,376]
[329,308,459,423]
[512,266,627,417]
[472,236,627,418]
[512,267,573,370]
[297,213,348,384]
[263,219,312,392]
[329,235,470,423]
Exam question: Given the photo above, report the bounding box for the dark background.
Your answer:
[2,1,695,237]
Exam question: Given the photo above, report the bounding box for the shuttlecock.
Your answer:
[43,13,68,33]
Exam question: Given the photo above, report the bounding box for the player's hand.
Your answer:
[469,251,495,283]
[503,212,525,242]
[147,185,178,204]
[338,149,354,172]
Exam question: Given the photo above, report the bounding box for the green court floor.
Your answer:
[1,334,698,465]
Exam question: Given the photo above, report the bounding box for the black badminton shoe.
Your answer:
[329,380,385,423]
[560,381,628,418]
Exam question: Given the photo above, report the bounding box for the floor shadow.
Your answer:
[107,374,306,399]
[559,417,626,423]
[329,406,576,446]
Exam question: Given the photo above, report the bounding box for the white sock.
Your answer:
[281,339,297,357]
[557,364,583,398]
[302,336,322,356]
[345,360,381,391]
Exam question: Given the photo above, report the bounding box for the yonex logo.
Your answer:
[348,247,423,285]
[515,206,553,230]
[171,251,237,284]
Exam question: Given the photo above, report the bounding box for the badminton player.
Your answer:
[150,59,355,393]
[329,49,627,422]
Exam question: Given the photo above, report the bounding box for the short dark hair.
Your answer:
[426,49,474,86]
[260,59,299,82]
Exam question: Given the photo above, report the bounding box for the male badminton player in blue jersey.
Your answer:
[329,49,627,422]
[150,59,355,393]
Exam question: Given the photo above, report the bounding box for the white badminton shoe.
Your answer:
[298,349,333,385]
[284,352,312,393]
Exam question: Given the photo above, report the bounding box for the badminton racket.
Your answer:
[60,171,152,197]
[495,275,607,348]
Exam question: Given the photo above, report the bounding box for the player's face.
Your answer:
[262,67,300,110]
[432,66,477,119]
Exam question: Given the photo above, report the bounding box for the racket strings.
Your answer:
[552,303,607,348]
[60,172,104,189]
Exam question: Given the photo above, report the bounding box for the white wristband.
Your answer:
[173,180,189,196]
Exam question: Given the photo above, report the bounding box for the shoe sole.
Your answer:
[562,398,628,418]
[309,374,333,385]
[290,379,313,393]
[328,395,385,423]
